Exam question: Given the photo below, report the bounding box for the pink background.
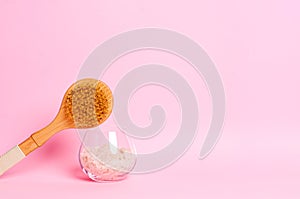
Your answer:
[0,0,299,198]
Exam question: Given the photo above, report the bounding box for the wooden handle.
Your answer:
[0,123,63,175]
[0,125,62,175]
[18,136,39,156]
[18,127,58,156]
[19,115,70,155]
[0,114,71,175]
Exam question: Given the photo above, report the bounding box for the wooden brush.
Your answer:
[0,78,113,176]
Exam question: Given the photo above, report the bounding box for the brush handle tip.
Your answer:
[0,146,25,176]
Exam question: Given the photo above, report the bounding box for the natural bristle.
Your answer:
[63,79,113,128]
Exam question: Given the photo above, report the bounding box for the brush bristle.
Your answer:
[63,79,113,128]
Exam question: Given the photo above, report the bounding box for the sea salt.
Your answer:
[79,144,136,181]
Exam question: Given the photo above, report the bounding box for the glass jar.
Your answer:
[79,124,137,182]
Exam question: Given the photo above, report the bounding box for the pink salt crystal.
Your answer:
[80,144,136,181]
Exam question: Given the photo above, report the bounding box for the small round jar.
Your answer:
[79,125,136,182]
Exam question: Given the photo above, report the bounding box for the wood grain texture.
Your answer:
[18,137,39,156]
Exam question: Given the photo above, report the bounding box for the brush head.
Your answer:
[62,78,113,129]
